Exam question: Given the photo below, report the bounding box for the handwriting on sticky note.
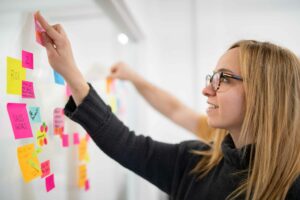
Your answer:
[7,57,26,95]
[17,143,41,182]
[54,108,64,135]
[53,70,65,85]
[28,106,41,123]
[22,50,33,69]
[45,174,55,192]
[22,81,35,99]
[7,103,33,139]
[41,160,50,178]
[62,134,69,147]
[78,165,87,188]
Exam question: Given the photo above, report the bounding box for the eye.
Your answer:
[220,76,229,83]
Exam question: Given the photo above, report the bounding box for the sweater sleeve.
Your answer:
[64,84,188,194]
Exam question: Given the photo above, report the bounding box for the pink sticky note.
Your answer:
[34,13,45,45]
[54,108,64,135]
[62,134,69,147]
[41,160,50,178]
[45,174,55,192]
[22,50,33,69]
[22,81,35,98]
[85,133,90,142]
[7,103,33,139]
[66,85,72,97]
[85,179,90,191]
[73,133,80,145]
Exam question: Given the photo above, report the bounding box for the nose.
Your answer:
[202,84,216,97]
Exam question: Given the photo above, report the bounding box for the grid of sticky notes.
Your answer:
[77,134,91,191]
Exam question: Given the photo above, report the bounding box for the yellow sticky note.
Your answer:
[78,164,87,188]
[78,138,87,161]
[7,57,26,95]
[108,95,117,113]
[17,143,41,183]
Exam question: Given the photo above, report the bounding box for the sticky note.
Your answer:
[73,133,80,145]
[53,70,65,85]
[106,78,112,94]
[78,165,87,188]
[7,103,33,139]
[53,108,64,136]
[41,160,50,178]
[108,95,117,113]
[62,134,69,147]
[78,138,87,161]
[28,106,42,123]
[22,81,35,98]
[85,179,90,191]
[45,174,55,192]
[34,13,45,45]
[22,50,33,69]
[17,143,41,182]
[7,57,26,95]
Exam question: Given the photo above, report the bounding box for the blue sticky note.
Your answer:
[28,106,42,123]
[53,70,65,85]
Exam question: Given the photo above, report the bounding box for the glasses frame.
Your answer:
[206,71,243,92]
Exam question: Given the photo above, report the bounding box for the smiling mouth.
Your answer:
[207,102,219,109]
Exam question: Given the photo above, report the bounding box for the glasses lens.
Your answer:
[212,72,221,91]
[206,75,211,88]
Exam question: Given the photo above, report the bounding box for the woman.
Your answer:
[35,12,300,199]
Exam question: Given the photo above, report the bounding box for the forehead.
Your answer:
[214,47,240,74]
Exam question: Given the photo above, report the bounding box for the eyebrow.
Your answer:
[213,68,236,74]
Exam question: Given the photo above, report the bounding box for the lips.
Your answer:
[207,101,219,109]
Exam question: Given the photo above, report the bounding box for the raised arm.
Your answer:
[109,62,215,140]
[35,11,89,106]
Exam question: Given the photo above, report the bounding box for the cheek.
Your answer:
[219,92,245,122]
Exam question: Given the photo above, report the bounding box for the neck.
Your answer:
[229,128,253,149]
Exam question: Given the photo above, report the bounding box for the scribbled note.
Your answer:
[28,106,41,123]
[78,164,87,188]
[22,50,33,69]
[17,143,41,182]
[41,160,50,178]
[7,103,33,139]
[45,174,55,192]
[53,108,64,136]
[22,81,35,98]
[7,57,26,95]
[53,70,65,85]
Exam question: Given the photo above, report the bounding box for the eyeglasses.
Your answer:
[206,71,243,92]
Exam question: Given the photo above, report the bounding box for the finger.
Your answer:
[41,32,57,57]
[35,11,60,41]
[53,24,67,36]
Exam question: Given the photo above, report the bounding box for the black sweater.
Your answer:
[64,84,300,200]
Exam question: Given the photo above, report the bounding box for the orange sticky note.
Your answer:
[106,78,112,94]
[78,165,87,188]
[17,143,41,183]
[7,57,26,95]
[78,138,87,161]
[34,13,45,45]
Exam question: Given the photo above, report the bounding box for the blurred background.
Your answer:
[0,0,300,199]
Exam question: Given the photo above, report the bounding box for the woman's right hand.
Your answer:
[109,62,139,82]
[34,11,78,80]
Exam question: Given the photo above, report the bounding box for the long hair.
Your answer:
[192,40,300,199]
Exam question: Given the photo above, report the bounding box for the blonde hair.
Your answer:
[192,40,300,199]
